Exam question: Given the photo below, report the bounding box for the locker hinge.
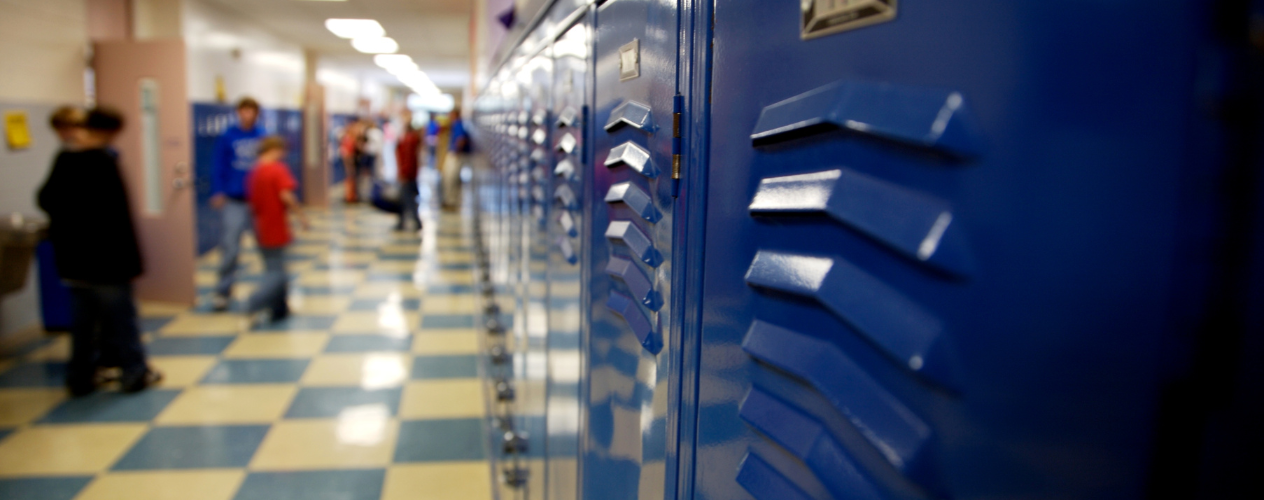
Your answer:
[671,94,684,197]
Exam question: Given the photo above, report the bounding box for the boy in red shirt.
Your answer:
[245,136,307,324]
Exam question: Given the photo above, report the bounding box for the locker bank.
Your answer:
[0,0,1259,499]
[469,1,1264,499]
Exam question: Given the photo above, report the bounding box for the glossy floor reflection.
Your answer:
[0,205,492,500]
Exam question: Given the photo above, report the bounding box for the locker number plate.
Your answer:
[619,39,640,81]
[802,0,897,40]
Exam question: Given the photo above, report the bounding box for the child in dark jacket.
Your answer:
[37,108,161,396]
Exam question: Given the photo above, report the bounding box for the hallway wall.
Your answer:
[182,0,306,109]
[0,0,89,341]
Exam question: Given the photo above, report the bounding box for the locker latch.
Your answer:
[672,94,683,197]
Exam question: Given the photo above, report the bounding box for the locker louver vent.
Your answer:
[605,182,661,222]
[745,251,958,388]
[604,100,654,133]
[604,141,656,178]
[749,80,980,158]
[740,388,888,500]
[750,168,974,276]
[738,80,978,500]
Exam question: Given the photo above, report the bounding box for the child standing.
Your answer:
[245,136,307,324]
[38,108,161,395]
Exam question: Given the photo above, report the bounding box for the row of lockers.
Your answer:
[468,1,1264,499]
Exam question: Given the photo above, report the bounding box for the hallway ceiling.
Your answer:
[202,0,473,88]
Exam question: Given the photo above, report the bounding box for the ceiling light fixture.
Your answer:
[324,19,385,39]
[351,37,399,54]
[373,54,414,68]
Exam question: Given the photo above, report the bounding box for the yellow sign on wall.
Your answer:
[4,111,31,150]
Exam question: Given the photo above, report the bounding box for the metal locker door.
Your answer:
[545,14,592,500]
[516,49,555,500]
[689,1,1235,499]
[583,0,680,499]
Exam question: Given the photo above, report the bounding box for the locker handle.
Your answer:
[750,80,980,157]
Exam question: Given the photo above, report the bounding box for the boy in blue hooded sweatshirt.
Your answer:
[210,97,264,310]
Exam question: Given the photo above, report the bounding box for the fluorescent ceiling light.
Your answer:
[374,54,414,68]
[325,19,384,39]
[351,37,399,54]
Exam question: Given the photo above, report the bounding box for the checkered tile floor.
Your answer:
[0,206,491,500]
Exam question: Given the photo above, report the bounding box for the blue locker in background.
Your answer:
[192,103,305,256]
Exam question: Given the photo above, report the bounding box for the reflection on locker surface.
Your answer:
[468,1,1264,499]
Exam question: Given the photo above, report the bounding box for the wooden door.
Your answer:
[93,39,195,304]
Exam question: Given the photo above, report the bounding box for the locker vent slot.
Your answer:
[556,106,577,128]
[604,100,654,133]
[745,251,957,388]
[750,80,979,157]
[744,320,931,476]
[605,182,661,222]
[740,387,887,500]
[604,141,657,178]
[557,133,578,154]
[556,237,577,265]
[607,291,661,354]
[736,451,814,500]
[750,168,974,276]
[554,158,575,180]
[605,256,662,311]
[559,211,577,237]
[605,221,660,267]
[532,127,547,145]
[554,184,578,209]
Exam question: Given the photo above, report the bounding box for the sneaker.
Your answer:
[210,294,230,312]
[120,368,163,393]
[94,366,121,386]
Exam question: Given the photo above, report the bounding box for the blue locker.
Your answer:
[581,1,680,499]
[685,1,1253,499]
[544,14,591,500]
[474,1,1263,498]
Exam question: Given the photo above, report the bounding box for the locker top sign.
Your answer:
[802,0,897,40]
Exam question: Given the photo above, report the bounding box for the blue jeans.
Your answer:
[246,247,289,316]
[215,199,252,298]
[398,180,421,229]
[67,283,146,389]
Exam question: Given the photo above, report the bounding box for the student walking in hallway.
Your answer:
[244,137,307,326]
[395,110,423,232]
[36,108,161,396]
[210,98,265,311]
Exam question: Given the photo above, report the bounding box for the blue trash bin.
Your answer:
[36,241,72,331]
